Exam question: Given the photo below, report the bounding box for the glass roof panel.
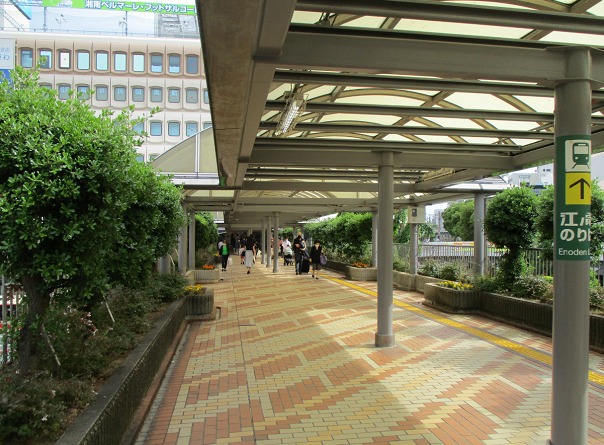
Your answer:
[392,20,531,39]
[420,117,486,129]
[540,32,604,46]
[445,92,522,111]
[513,96,554,113]
[336,95,425,107]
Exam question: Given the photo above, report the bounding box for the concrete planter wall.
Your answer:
[424,283,478,313]
[186,287,216,320]
[325,259,348,273]
[185,268,220,284]
[423,284,604,352]
[415,274,441,293]
[346,266,378,281]
[393,271,415,291]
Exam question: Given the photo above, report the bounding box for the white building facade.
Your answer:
[1,31,211,162]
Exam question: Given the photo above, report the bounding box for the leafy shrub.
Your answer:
[590,287,604,312]
[511,275,552,302]
[418,260,439,277]
[473,275,503,294]
[0,371,94,443]
[437,263,459,281]
[393,259,409,272]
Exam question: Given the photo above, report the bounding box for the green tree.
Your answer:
[0,68,184,374]
[442,200,474,240]
[535,182,604,262]
[484,186,538,287]
[305,212,372,260]
[195,212,219,250]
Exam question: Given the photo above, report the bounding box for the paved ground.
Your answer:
[135,260,604,445]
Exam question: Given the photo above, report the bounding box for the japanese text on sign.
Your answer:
[43,0,196,15]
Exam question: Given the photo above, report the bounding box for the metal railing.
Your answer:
[392,243,553,277]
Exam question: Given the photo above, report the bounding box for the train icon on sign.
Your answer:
[573,142,590,168]
[565,139,591,172]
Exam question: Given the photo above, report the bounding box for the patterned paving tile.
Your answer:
[136,262,604,444]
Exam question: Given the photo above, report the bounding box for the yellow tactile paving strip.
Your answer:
[136,262,604,445]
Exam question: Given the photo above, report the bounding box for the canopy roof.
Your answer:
[190,0,604,230]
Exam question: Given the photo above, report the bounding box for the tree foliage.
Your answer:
[535,182,604,261]
[442,200,474,240]
[195,212,219,250]
[0,68,184,374]
[484,186,538,287]
[304,212,373,260]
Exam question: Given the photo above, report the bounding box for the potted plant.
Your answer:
[184,284,215,318]
[186,263,220,283]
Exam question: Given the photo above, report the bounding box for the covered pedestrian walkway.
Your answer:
[134,261,604,444]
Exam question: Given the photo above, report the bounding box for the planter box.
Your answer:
[186,287,216,320]
[185,269,220,284]
[415,274,441,293]
[325,259,348,273]
[346,266,378,281]
[423,283,478,313]
[422,286,604,353]
[393,271,415,291]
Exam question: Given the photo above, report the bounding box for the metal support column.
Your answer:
[266,218,272,268]
[409,223,418,275]
[273,212,280,273]
[549,48,592,445]
[177,206,188,275]
[371,210,378,267]
[261,219,266,264]
[188,211,196,271]
[375,151,395,348]
[473,193,486,276]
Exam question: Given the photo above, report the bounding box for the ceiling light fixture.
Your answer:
[274,92,306,137]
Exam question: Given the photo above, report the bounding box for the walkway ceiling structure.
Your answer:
[193,0,604,231]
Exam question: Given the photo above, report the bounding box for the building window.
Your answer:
[58,50,71,69]
[149,121,162,136]
[20,48,33,68]
[185,88,199,104]
[150,54,162,73]
[39,83,52,89]
[39,49,52,69]
[76,51,90,70]
[168,121,180,137]
[132,87,145,102]
[133,122,144,134]
[168,54,181,74]
[114,52,127,72]
[113,86,127,101]
[186,54,199,74]
[95,85,108,101]
[168,88,181,103]
[76,85,90,100]
[135,154,145,163]
[150,87,163,103]
[132,53,145,72]
[58,84,71,100]
[95,51,108,71]
[203,89,209,104]
[202,121,213,130]
[149,154,159,161]
[185,122,198,136]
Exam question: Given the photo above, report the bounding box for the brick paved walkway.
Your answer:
[135,261,604,445]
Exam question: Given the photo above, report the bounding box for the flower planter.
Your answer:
[346,265,378,281]
[415,274,441,293]
[423,283,478,313]
[186,292,216,320]
[185,269,220,284]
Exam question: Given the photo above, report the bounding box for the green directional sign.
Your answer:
[42,0,196,15]
[555,135,591,260]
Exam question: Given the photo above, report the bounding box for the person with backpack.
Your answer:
[219,239,230,272]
